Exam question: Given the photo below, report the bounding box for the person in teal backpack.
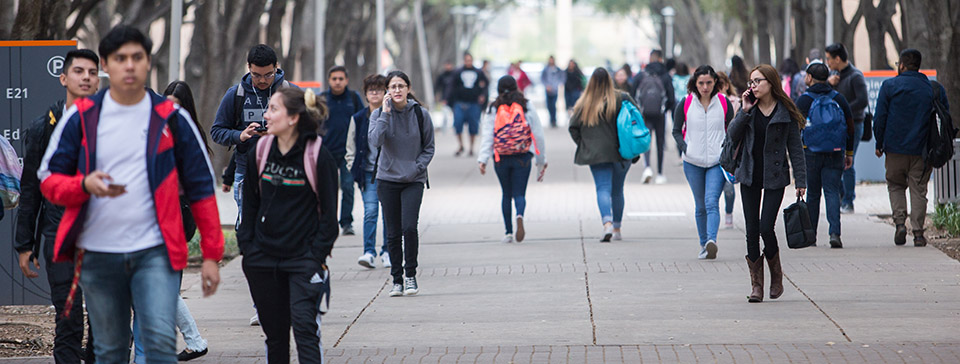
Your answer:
[569,68,639,242]
[478,76,548,244]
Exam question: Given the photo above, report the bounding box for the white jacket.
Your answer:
[672,94,733,168]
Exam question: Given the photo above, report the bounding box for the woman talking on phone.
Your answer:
[725,64,806,303]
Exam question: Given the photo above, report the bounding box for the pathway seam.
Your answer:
[784,273,853,343]
[333,278,390,348]
[578,219,599,345]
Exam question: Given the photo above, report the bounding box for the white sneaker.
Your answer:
[655,175,667,184]
[612,231,622,241]
[249,314,260,326]
[601,224,614,242]
[705,240,718,259]
[357,253,375,269]
[501,234,514,244]
[698,246,709,259]
[389,283,404,296]
[381,252,392,268]
[641,167,654,184]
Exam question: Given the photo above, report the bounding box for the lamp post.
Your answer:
[450,6,479,59]
[377,0,385,74]
[826,0,834,45]
[661,6,675,58]
[169,0,181,84]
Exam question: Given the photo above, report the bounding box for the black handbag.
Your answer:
[719,134,743,175]
[782,197,816,249]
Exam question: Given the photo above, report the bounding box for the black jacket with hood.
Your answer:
[15,100,66,255]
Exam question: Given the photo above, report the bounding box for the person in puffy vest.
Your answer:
[795,62,855,249]
[478,76,548,244]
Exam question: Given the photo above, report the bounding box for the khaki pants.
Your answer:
[885,153,932,233]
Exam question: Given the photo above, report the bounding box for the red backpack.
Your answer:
[493,103,539,162]
[255,135,323,217]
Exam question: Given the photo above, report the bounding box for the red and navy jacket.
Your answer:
[39,88,224,270]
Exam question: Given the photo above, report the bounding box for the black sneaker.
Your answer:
[829,234,843,249]
[914,235,928,247]
[342,226,355,236]
[404,277,419,295]
[389,283,404,297]
[894,224,907,245]
[178,348,208,361]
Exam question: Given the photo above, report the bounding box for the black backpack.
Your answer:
[635,71,666,116]
[923,81,955,169]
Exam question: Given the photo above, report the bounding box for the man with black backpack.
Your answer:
[795,62,855,249]
[321,65,366,236]
[632,49,676,184]
[825,43,869,214]
[874,49,950,247]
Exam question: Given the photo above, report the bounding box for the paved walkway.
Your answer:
[8,120,960,363]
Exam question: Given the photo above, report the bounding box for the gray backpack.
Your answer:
[636,72,666,116]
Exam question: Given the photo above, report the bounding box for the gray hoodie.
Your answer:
[368,99,435,184]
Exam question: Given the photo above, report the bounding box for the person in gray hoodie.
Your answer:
[369,70,435,297]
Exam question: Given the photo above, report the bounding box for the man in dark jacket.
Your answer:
[874,49,949,247]
[632,50,676,184]
[451,52,488,157]
[321,65,365,236]
[15,49,99,364]
[825,43,869,214]
[796,62,855,249]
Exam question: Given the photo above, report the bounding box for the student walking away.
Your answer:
[478,76,548,244]
[825,43,868,214]
[673,66,734,260]
[321,66,366,236]
[726,64,806,303]
[508,61,532,93]
[672,63,691,107]
[791,49,823,101]
[717,71,740,228]
[633,50,676,184]
[795,62,855,249]
[874,49,950,247]
[564,60,585,113]
[238,87,339,364]
[369,70,436,297]
[779,59,801,97]
[15,48,99,364]
[570,68,638,242]
[542,55,567,128]
[451,52,489,157]
[346,74,391,269]
[38,25,223,363]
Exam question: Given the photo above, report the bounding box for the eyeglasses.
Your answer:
[747,78,767,88]
[251,71,276,81]
[388,84,408,91]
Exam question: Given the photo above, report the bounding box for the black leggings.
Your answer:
[740,184,785,261]
[378,180,425,284]
[642,113,666,174]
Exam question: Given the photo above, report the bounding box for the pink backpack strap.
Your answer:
[303,137,323,216]
[256,135,275,192]
[682,94,693,139]
[718,93,728,118]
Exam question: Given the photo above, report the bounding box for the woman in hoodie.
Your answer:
[672,66,734,260]
[478,76,548,244]
[238,87,339,363]
[569,68,639,242]
[726,64,806,303]
[369,70,436,297]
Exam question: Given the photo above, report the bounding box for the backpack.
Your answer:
[681,93,729,139]
[802,90,847,153]
[493,103,539,162]
[255,135,324,217]
[923,81,955,169]
[372,105,430,188]
[636,71,667,115]
[0,135,22,209]
[234,80,290,125]
[616,98,651,159]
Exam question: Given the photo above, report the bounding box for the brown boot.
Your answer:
[746,255,764,303]
[766,252,784,299]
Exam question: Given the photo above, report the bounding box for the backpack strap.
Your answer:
[303,136,323,216]
[718,93,728,118]
[413,105,430,189]
[255,135,275,193]
[234,82,245,126]
[682,94,693,138]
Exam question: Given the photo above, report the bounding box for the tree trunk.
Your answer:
[769,0,785,64]
[793,0,825,63]
[282,0,307,81]
[919,0,960,128]
[834,0,861,65]
[0,0,17,39]
[861,0,897,69]
[755,0,771,65]
[899,0,930,52]
[11,0,67,40]
[266,0,287,61]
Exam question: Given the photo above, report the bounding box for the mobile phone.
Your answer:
[107,183,126,189]
[254,125,268,132]
[746,90,757,103]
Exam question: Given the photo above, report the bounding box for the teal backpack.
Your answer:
[616,99,651,159]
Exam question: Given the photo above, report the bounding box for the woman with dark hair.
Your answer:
[728,55,749,94]
[726,64,806,303]
[672,62,691,105]
[564,60,585,113]
[672,66,734,260]
[369,70,435,297]
[614,67,632,94]
[717,71,740,229]
[569,68,639,242]
[238,87,339,363]
[779,58,801,97]
[478,76,548,244]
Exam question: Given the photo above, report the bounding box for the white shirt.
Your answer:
[76,91,164,253]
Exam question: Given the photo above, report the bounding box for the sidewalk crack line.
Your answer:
[785,274,852,342]
[579,219,598,345]
[333,277,389,347]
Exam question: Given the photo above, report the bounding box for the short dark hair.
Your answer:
[899,48,922,71]
[463,52,472,58]
[807,48,822,62]
[247,44,278,67]
[825,43,848,62]
[650,49,663,59]
[64,49,99,69]
[361,74,387,94]
[675,62,690,76]
[805,62,830,81]
[327,65,347,78]
[99,25,152,59]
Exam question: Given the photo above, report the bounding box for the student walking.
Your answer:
[634,50,676,184]
[542,55,566,127]
[451,53,488,157]
[321,65,366,236]
[825,43,869,214]
[564,60,585,113]
[369,71,436,297]
[238,87,339,364]
[478,76,548,244]
[570,68,638,242]
[726,64,806,303]
[346,74,391,269]
[673,66,734,260]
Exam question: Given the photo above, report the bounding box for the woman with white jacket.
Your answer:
[478,76,547,244]
[672,65,734,259]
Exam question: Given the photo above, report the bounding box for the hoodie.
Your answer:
[368,100,435,184]
[321,87,365,160]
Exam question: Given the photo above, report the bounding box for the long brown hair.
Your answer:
[750,64,805,130]
[573,68,618,127]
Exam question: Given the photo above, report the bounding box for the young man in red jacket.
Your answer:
[38,25,223,363]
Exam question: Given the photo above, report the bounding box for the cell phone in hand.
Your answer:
[746,90,757,103]
[254,125,268,132]
[107,183,126,190]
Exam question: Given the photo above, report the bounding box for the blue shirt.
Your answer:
[873,71,949,156]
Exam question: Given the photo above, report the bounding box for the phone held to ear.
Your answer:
[746,90,757,103]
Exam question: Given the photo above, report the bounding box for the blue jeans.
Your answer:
[683,162,726,246]
[564,89,582,111]
[80,245,180,364]
[362,173,388,256]
[234,172,245,230]
[806,150,844,236]
[841,122,864,206]
[494,153,533,234]
[453,102,481,135]
[545,92,559,126]
[136,295,206,362]
[338,159,355,228]
[589,162,631,227]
